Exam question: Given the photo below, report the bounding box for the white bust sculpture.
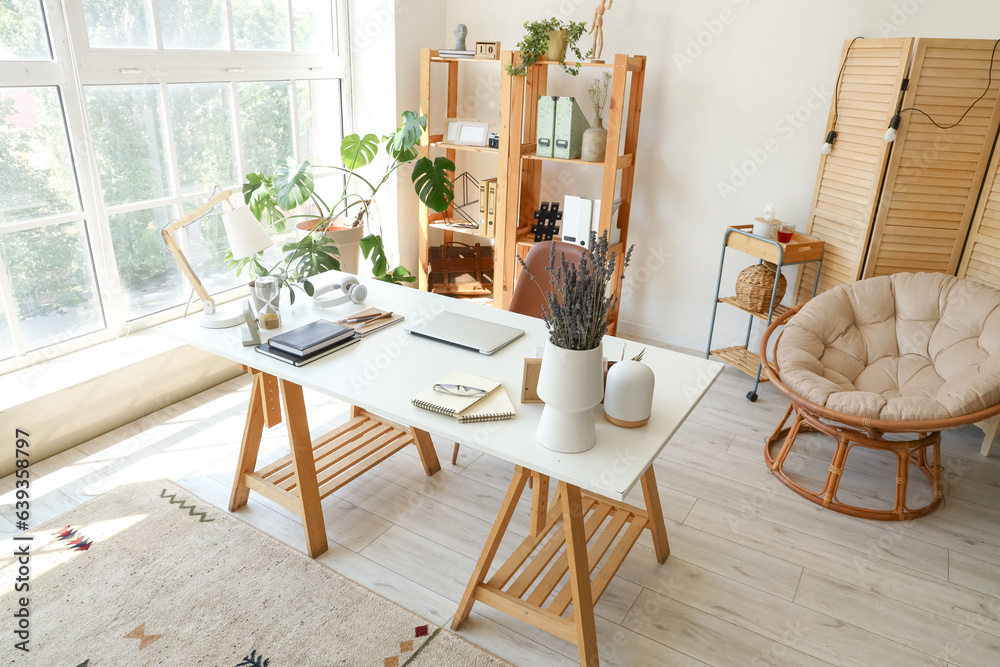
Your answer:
[454,24,468,51]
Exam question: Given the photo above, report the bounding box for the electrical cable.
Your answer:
[886,38,1000,141]
[821,36,863,154]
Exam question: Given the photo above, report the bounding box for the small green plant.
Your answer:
[506,18,592,77]
[229,111,455,298]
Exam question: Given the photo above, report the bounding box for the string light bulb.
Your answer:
[883,114,901,142]
[820,130,837,155]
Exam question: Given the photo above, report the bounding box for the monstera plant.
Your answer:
[228,111,454,299]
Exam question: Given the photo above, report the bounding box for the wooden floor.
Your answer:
[2,358,999,666]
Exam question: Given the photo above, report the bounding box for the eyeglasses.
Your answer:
[433,383,488,397]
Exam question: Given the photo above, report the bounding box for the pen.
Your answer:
[341,311,392,324]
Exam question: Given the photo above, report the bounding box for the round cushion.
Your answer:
[776,273,1000,421]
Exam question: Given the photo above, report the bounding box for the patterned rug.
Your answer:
[0,480,510,666]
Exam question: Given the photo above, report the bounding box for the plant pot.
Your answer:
[581,117,608,162]
[535,340,605,453]
[546,30,569,62]
[296,218,363,275]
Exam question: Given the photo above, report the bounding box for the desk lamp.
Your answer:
[161,189,273,328]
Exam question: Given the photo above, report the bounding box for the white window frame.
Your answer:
[0,0,353,375]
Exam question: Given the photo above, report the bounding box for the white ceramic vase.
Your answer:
[603,360,655,427]
[581,118,608,162]
[296,218,364,274]
[536,340,605,453]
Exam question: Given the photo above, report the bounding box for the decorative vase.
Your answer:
[296,218,364,274]
[545,30,568,62]
[604,360,655,427]
[535,340,605,453]
[581,118,608,162]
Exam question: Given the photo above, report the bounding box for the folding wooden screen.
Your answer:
[863,39,1000,278]
[958,143,1000,286]
[796,38,913,304]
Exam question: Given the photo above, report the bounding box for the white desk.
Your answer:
[162,270,723,666]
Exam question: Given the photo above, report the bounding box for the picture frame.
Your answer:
[453,120,491,147]
[444,117,476,143]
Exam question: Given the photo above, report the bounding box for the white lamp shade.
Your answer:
[222,205,273,259]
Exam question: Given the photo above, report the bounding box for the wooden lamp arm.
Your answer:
[160,189,234,307]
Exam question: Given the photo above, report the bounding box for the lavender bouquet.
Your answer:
[518,231,634,351]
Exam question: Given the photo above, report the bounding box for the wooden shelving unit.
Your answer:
[495,51,646,334]
[416,48,647,331]
[417,48,504,296]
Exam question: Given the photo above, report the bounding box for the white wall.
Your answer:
[434,0,1000,350]
[361,0,1000,349]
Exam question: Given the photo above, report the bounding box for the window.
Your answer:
[0,0,348,370]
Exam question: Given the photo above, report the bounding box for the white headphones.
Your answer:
[311,276,368,308]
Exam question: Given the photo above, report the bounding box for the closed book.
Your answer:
[487,180,498,238]
[412,371,502,417]
[268,320,354,356]
[255,336,359,366]
[455,386,516,423]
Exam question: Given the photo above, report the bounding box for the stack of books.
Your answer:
[255,320,358,366]
[439,49,474,59]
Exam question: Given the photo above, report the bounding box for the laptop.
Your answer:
[405,311,525,355]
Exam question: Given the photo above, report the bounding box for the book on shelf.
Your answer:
[478,177,497,236]
[487,180,498,238]
[267,319,355,356]
[439,49,474,58]
[255,336,359,366]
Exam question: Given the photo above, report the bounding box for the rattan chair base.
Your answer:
[764,404,944,521]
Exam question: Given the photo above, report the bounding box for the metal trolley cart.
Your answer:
[705,225,826,401]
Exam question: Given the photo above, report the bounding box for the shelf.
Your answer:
[515,229,624,256]
[429,56,499,64]
[725,225,825,265]
[429,221,488,235]
[430,141,498,154]
[718,296,790,321]
[528,57,645,72]
[710,346,769,382]
[245,414,414,512]
[479,490,649,639]
[520,144,633,170]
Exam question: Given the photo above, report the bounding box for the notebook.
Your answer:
[336,307,405,337]
[268,320,354,356]
[255,336,359,366]
[455,385,516,423]
[411,371,502,417]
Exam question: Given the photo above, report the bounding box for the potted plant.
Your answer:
[228,111,455,301]
[506,18,592,77]
[518,231,634,453]
[582,72,611,162]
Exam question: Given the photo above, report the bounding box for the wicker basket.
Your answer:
[736,262,786,313]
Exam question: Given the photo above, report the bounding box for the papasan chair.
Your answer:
[760,272,1000,520]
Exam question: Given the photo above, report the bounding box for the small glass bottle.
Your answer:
[254,276,281,330]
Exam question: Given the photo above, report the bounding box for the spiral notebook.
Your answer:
[412,371,513,421]
[455,385,516,423]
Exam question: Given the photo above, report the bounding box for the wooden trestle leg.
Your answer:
[280,379,328,558]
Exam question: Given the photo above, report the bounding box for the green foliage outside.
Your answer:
[0,0,50,60]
